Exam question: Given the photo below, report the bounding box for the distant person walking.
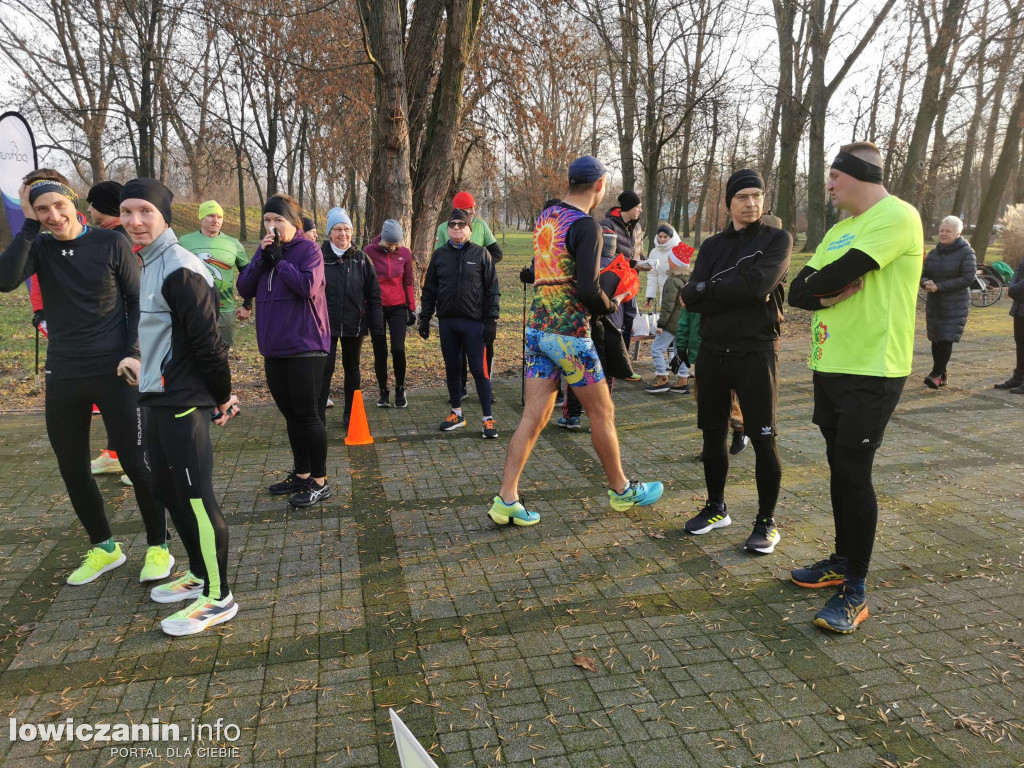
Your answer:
[366,218,416,409]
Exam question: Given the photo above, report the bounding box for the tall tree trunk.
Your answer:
[895,0,966,203]
[235,144,247,242]
[693,105,719,248]
[884,25,914,188]
[617,1,639,189]
[920,109,948,232]
[971,78,1024,263]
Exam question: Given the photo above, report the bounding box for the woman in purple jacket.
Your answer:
[237,194,331,508]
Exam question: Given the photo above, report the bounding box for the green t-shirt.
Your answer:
[433,217,497,250]
[178,231,249,312]
[806,195,923,377]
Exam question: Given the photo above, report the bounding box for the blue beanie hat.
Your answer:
[326,207,352,234]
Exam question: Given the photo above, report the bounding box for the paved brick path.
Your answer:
[0,317,1022,768]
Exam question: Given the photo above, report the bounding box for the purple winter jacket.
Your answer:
[237,234,329,357]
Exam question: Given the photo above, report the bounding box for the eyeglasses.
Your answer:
[733,192,764,204]
[449,221,469,229]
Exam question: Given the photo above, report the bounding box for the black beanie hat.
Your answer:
[449,208,471,225]
[618,190,641,212]
[120,178,174,225]
[725,169,764,208]
[86,181,123,217]
[301,216,315,232]
[657,224,673,238]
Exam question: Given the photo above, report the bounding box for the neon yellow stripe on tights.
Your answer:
[189,498,222,600]
[175,407,197,418]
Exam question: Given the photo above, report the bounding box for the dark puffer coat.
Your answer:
[1008,260,1024,318]
[922,236,976,342]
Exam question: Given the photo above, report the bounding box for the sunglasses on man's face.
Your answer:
[449,221,469,229]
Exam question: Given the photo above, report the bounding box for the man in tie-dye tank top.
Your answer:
[487,156,664,527]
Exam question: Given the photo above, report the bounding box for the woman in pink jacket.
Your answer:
[365,219,416,408]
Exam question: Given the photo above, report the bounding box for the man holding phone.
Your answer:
[0,170,173,587]
[120,178,241,636]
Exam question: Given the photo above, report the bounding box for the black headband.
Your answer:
[29,180,78,206]
[263,197,299,227]
[831,152,883,184]
[121,178,174,225]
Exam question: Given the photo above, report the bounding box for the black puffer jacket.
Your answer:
[420,241,499,322]
[922,237,975,342]
[1007,260,1024,318]
[322,242,385,338]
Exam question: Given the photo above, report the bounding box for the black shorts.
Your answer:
[696,350,778,438]
[812,372,906,449]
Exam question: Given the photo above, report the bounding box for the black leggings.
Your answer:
[702,429,782,518]
[145,407,229,600]
[440,318,492,415]
[45,374,166,546]
[1015,315,1024,374]
[373,305,408,391]
[821,427,877,579]
[320,336,364,423]
[461,340,495,395]
[930,341,953,377]
[266,355,328,477]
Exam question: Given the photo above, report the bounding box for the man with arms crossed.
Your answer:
[788,142,923,633]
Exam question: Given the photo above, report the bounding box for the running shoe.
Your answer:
[150,571,205,604]
[377,390,390,408]
[91,449,123,475]
[487,496,540,526]
[608,480,664,511]
[557,416,582,430]
[669,381,690,395]
[684,502,731,534]
[290,479,332,508]
[120,474,133,487]
[326,398,335,408]
[790,554,846,588]
[67,544,126,585]
[269,470,307,496]
[160,594,239,636]
[139,546,174,582]
[645,376,671,394]
[624,373,642,382]
[440,412,466,431]
[744,517,780,554]
[924,375,942,389]
[994,373,1023,389]
[395,387,408,408]
[813,585,868,634]
[729,431,750,455]
[92,404,101,415]
[482,418,498,439]
[554,392,565,407]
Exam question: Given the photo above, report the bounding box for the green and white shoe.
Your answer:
[149,571,205,604]
[487,496,540,526]
[160,594,239,637]
[67,544,126,585]
[139,547,174,582]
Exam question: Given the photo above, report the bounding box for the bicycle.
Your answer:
[918,264,1003,307]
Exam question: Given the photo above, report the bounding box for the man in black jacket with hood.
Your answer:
[679,169,792,554]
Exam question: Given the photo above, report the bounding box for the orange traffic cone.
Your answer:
[344,389,374,446]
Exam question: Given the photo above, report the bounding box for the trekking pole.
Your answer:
[521,282,527,407]
[34,325,40,390]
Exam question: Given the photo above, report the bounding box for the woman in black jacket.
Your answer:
[921,215,976,389]
[996,259,1024,393]
[418,208,500,437]
[320,207,385,427]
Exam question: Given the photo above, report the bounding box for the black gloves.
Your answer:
[31,309,45,329]
[483,321,497,344]
[418,320,431,340]
[406,308,417,326]
[519,266,534,284]
[263,231,283,265]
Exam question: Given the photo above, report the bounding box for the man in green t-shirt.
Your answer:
[178,200,251,347]
[433,191,504,398]
[788,141,923,635]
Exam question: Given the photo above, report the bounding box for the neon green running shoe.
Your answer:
[139,546,174,583]
[487,496,540,526]
[160,594,238,636]
[149,571,205,604]
[67,544,126,585]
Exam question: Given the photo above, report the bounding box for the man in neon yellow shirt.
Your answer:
[179,201,250,347]
[788,141,923,634]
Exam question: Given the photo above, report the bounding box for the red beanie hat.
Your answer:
[452,191,475,209]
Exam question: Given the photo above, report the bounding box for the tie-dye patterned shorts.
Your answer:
[524,328,605,388]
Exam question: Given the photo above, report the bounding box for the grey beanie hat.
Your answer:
[381,219,403,244]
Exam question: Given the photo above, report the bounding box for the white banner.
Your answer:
[0,111,36,208]
[389,708,439,768]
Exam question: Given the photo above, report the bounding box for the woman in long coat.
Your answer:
[921,215,976,389]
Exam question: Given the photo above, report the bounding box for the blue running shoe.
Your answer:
[608,480,663,511]
[813,585,868,633]
[487,496,540,526]
[557,416,582,430]
[790,553,846,588]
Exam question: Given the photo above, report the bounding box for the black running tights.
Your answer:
[319,336,364,423]
[930,341,953,377]
[266,355,327,477]
[372,305,408,392]
[821,427,877,579]
[702,429,782,517]
[145,406,229,600]
[45,374,166,546]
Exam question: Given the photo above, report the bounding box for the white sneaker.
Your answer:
[149,571,205,603]
[120,474,133,487]
[326,398,335,408]
[90,449,122,475]
[160,594,238,636]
